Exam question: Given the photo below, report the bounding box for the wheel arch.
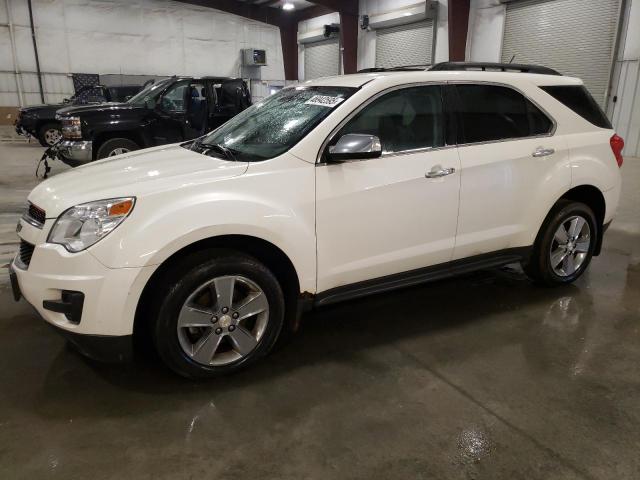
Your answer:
[557,184,606,255]
[133,234,303,345]
[93,130,144,158]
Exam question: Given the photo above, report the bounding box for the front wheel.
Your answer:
[37,122,62,147]
[524,200,598,286]
[96,138,139,159]
[152,250,285,379]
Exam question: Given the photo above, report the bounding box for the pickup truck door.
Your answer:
[151,80,190,144]
[315,84,461,293]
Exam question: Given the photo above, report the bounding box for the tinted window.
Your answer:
[454,84,552,143]
[338,86,444,153]
[541,85,611,129]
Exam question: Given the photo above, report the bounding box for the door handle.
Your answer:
[426,166,456,178]
[532,147,555,157]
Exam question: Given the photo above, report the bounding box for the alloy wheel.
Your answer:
[177,275,269,366]
[108,147,130,156]
[549,215,591,277]
[44,128,61,145]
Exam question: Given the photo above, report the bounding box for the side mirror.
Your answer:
[327,133,382,162]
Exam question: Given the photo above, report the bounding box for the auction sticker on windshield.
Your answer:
[305,95,345,108]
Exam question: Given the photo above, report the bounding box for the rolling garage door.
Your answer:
[501,0,621,107]
[304,38,340,80]
[375,20,434,69]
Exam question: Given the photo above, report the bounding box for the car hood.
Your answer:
[56,102,138,116]
[20,104,64,113]
[28,144,249,218]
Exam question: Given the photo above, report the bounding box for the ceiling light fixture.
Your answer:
[282,2,295,10]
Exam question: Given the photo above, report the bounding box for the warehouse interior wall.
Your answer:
[297,0,449,81]
[466,0,639,156]
[465,0,504,62]
[297,12,341,81]
[0,0,286,108]
[357,0,449,72]
[608,0,640,156]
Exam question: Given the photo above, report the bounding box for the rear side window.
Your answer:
[453,84,553,144]
[540,85,612,129]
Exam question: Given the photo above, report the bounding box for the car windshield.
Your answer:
[127,79,172,108]
[196,86,357,161]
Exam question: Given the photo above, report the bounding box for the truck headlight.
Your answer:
[61,116,82,139]
[48,198,135,252]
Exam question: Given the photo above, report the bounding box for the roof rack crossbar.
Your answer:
[429,62,561,76]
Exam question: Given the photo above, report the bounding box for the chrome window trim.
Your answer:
[316,79,558,165]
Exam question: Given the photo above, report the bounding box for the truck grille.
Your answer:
[18,240,35,269]
[26,202,46,227]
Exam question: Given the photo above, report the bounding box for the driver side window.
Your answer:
[338,85,445,154]
[161,83,188,112]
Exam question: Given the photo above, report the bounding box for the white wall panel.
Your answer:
[465,0,505,62]
[0,0,285,106]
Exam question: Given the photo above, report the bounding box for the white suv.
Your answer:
[11,63,624,378]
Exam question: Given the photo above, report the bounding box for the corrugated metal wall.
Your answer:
[375,20,434,68]
[304,38,340,80]
[501,0,621,107]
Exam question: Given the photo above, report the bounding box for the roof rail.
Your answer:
[357,65,429,73]
[429,62,562,76]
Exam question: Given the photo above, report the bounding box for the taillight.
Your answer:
[610,134,624,168]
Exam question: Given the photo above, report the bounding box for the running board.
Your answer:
[314,247,531,308]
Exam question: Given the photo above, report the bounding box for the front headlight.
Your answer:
[48,197,135,252]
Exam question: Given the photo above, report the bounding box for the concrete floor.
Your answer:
[0,133,639,479]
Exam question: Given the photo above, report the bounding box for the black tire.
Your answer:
[37,122,62,147]
[523,200,598,286]
[151,249,285,379]
[96,138,139,159]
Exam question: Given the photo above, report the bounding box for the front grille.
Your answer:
[18,240,35,269]
[26,202,46,227]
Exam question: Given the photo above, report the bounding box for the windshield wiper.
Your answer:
[203,143,237,162]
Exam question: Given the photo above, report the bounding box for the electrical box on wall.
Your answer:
[243,49,267,66]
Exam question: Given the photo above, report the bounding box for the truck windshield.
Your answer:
[127,79,172,108]
[198,86,357,161]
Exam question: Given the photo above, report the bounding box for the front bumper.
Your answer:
[11,217,152,362]
[14,119,33,137]
[57,140,92,166]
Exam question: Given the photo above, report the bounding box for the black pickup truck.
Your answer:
[15,84,142,146]
[54,76,252,166]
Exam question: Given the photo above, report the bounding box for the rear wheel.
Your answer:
[524,200,597,286]
[152,250,285,379]
[96,138,139,159]
[37,122,62,147]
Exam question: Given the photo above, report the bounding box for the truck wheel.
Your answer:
[152,249,285,379]
[37,123,62,147]
[523,200,598,286]
[96,138,139,159]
